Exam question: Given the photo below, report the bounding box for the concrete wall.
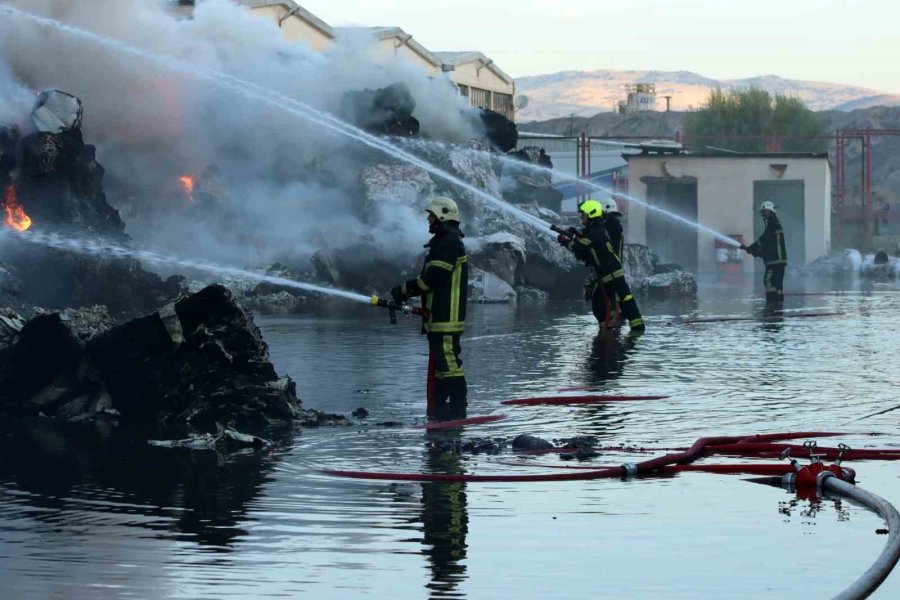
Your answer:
[373,39,440,76]
[450,61,514,96]
[247,6,333,51]
[627,156,831,273]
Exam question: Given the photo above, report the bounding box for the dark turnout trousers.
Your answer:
[765,264,785,303]
[427,333,467,421]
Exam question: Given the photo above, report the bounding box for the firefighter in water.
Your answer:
[603,198,625,260]
[601,198,625,321]
[391,196,468,421]
[558,199,645,332]
[742,200,787,302]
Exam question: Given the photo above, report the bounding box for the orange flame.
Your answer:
[178,175,194,203]
[179,175,194,193]
[3,184,32,232]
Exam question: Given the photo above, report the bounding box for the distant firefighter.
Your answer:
[742,201,787,302]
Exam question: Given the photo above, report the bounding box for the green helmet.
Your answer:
[579,199,604,219]
[424,196,460,222]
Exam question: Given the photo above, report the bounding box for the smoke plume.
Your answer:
[0,0,480,272]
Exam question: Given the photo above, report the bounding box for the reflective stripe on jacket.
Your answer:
[405,222,468,334]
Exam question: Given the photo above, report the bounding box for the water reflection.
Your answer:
[584,331,639,387]
[0,418,277,549]
[1,274,899,599]
[421,437,468,599]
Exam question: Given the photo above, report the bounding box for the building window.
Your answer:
[470,87,491,111]
[458,84,469,97]
[493,93,513,120]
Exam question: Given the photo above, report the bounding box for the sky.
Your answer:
[301,0,900,93]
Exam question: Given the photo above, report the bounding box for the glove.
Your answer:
[739,244,748,251]
[566,227,578,237]
[390,285,408,303]
[556,234,569,246]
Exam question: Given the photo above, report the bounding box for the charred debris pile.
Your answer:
[0,90,181,318]
[0,284,301,442]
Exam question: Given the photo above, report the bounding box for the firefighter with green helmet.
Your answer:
[742,200,787,302]
[391,196,469,421]
[558,199,645,332]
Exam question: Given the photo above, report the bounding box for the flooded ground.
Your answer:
[1,275,899,599]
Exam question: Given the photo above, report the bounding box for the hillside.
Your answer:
[515,69,900,121]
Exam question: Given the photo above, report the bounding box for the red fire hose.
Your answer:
[707,443,900,461]
[501,394,668,406]
[322,434,745,483]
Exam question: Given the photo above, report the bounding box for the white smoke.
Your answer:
[0,0,480,273]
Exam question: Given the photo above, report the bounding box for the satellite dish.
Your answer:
[515,94,529,110]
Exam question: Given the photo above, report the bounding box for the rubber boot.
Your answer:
[445,377,468,421]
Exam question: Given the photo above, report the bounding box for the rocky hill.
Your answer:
[516,69,900,121]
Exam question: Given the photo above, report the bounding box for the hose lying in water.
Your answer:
[818,472,900,600]
[501,394,668,406]
[707,443,900,461]
[323,433,900,598]
[321,434,748,482]
[680,311,843,324]
[488,461,860,478]
[511,432,848,456]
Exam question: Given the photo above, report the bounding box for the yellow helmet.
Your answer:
[424,196,460,222]
[578,199,604,219]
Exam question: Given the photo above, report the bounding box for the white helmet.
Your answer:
[603,199,621,215]
[424,196,460,222]
[760,201,776,213]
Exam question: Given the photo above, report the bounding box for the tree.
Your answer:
[684,87,825,153]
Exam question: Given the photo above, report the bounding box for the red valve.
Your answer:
[796,462,827,488]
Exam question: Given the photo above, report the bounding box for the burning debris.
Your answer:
[0,284,301,435]
[479,108,518,153]
[500,146,563,214]
[3,183,31,232]
[0,90,181,317]
[341,82,420,137]
[178,174,195,202]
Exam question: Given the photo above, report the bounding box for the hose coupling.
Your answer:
[621,463,638,478]
[782,472,797,488]
[817,469,836,489]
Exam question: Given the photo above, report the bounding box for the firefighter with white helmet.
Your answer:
[742,201,787,302]
[391,196,469,420]
[558,199,645,332]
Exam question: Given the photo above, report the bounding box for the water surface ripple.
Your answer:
[1,280,899,599]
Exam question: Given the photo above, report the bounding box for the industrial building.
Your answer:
[625,152,832,274]
[239,1,335,51]
[334,27,442,76]
[433,52,516,120]
[165,1,516,119]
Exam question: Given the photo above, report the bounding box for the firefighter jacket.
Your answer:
[604,214,624,260]
[567,219,624,281]
[402,221,468,334]
[747,216,787,266]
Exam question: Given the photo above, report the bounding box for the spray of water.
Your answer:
[0,228,373,304]
[0,4,553,236]
[400,137,743,247]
